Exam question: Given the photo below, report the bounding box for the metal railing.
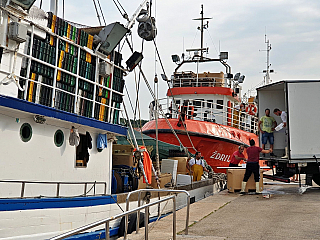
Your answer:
[0,180,106,198]
[150,98,259,134]
[0,13,124,124]
[49,194,177,240]
[125,189,191,239]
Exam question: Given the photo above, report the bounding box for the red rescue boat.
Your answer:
[142,6,265,172]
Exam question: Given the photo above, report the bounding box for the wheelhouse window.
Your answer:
[216,100,224,109]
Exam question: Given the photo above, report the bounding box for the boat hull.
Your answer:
[142,119,263,172]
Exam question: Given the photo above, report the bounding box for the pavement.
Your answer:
[126,178,320,240]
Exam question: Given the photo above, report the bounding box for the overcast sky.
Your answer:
[35,0,320,120]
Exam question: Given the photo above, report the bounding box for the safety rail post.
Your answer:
[136,191,142,234]
[56,183,60,197]
[104,182,107,195]
[20,182,25,198]
[145,205,149,239]
[173,196,177,240]
[84,183,87,196]
[105,221,109,240]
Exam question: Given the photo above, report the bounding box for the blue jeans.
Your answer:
[262,132,274,145]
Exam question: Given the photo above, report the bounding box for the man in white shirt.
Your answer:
[189,152,209,181]
[273,108,287,127]
[273,108,288,158]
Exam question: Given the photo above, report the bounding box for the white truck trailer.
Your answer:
[257,80,320,185]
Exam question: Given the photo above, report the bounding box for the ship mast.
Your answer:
[173,6,232,75]
[262,33,273,85]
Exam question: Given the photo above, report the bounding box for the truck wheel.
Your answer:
[312,174,320,186]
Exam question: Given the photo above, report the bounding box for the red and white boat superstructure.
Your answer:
[142,5,261,172]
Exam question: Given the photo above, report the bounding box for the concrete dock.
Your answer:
[127,181,320,240]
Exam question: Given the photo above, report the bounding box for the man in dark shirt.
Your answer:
[241,139,271,194]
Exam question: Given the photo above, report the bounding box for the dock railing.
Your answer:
[125,189,191,239]
[49,194,177,240]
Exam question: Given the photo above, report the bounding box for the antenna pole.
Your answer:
[265,33,271,85]
[200,4,204,59]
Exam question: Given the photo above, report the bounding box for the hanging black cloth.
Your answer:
[84,132,92,163]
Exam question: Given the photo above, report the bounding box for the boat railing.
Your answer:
[0,180,107,198]
[125,189,191,238]
[49,193,178,240]
[1,14,124,124]
[170,76,239,90]
[150,98,258,134]
[170,77,224,88]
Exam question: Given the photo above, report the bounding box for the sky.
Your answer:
[35,0,320,120]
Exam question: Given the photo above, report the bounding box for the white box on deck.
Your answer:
[161,159,178,184]
[177,174,192,186]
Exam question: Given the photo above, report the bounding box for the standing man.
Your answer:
[229,145,247,167]
[258,108,277,157]
[189,151,209,181]
[273,108,288,158]
[240,139,271,194]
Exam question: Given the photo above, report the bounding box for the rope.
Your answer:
[152,39,197,152]
[124,37,187,151]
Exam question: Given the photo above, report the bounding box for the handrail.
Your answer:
[0,180,107,198]
[150,97,258,133]
[125,189,191,239]
[49,194,177,240]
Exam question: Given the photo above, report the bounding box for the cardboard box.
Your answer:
[227,168,263,193]
[112,154,134,167]
[168,157,188,173]
[113,144,134,154]
[138,173,172,189]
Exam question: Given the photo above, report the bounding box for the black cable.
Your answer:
[112,0,124,17]
[92,0,102,25]
[97,0,107,25]
[110,195,124,212]
[124,83,135,115]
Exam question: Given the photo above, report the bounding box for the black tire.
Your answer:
[312,174,320,186]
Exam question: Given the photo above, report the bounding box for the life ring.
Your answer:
[245,104,257,115]
[188,106,194,119]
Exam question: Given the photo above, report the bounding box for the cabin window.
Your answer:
[20,123,32,142]
[216,100,224,109]
[175,100,180,105]
[193,99,204,107]
[54,129,64,147]
[207,100,213,108]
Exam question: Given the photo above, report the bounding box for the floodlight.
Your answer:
[238,75,245,83]
[234,72,241,81]
[126,52,143,72]
[171,54,180,63]
[220,52,228,60]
